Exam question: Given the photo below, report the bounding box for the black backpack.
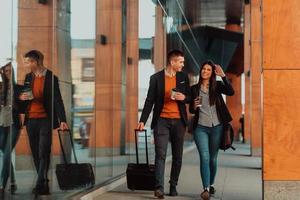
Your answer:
[220,123,236,151]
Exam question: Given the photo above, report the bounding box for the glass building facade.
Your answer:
[0,0,245,199]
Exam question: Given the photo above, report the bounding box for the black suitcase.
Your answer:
[126,129,155,191]
[56,129,95,190]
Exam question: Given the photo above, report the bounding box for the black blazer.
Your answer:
[22,70,67,129]
[139,70,191,129]
[189,76,234,131]
[0,83,23,129]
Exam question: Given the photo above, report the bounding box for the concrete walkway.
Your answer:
[95,143,262,200]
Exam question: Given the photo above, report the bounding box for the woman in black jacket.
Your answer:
[189,60,234,200]
[0,62,23,195]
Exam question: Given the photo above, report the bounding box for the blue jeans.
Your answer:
[0,124,20,188]
[194,124,223,189]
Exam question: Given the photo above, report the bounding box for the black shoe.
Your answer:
[209,186,215,195]
[32,185,41,195]
[169,185,178,196]
[32,187,37,194]
[38,185,50,195]
[10,183,17,194]
[154,189,164,199]
[32,184,50,196]
[0,188,5,200]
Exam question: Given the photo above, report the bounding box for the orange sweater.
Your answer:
[160,75,180,119]
[28,76,47,118]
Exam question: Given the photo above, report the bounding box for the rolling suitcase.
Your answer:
[56,129,95,190]
[126,129,155,191]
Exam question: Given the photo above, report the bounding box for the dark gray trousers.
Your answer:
[26,118,51,188]
[153,117,185,192]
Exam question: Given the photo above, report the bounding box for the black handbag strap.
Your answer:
[58,129,78,164]
[134,129,149,165]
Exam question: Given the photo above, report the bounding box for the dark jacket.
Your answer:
[139,70,191,129]
[22,70,66,129]
[0,83,23,129]
[189,76,234,131]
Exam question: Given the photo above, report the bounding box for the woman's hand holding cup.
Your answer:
[194,96,202,109]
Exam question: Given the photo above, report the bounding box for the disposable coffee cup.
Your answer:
[22,87,34,100]
[171,88,177,100]
[195,96,202,108]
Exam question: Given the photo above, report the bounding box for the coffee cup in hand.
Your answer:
[22,88,34,100]
[171,88,177,100]
[195,96,202,108]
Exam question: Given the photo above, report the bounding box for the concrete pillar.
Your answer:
[262,0,300,198]
[15,0,71,169]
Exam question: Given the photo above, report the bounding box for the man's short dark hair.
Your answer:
[24,50,44,65]
[167,49,184,65]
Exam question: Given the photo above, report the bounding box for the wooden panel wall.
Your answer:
[154,6,166,71]
[264,71,300,180]
[263,1,300,69]
[93,0,123,151]
[263,0,300,180]
[225,73,242,139]
[125,0,139,143]
[244,4,251,143]
[225,24,242,139]
[250,0,262,155]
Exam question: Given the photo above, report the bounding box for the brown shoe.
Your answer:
[200,189,210,200]
[154,189,165,199]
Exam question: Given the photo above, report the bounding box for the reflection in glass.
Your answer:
[0,62,20,196]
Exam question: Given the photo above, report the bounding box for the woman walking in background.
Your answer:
[189,60,234,200]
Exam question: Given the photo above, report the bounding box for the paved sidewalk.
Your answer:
[95,143,262,200]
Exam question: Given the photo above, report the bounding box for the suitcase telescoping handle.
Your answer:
[57,129,78,164]
[134,129,149,165]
